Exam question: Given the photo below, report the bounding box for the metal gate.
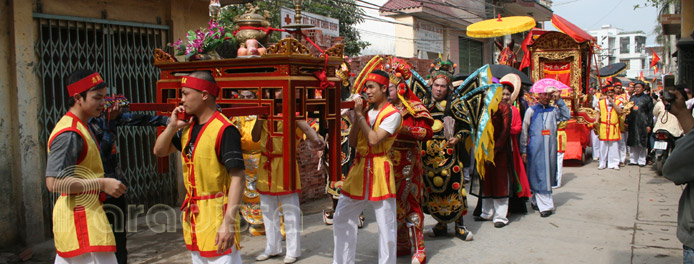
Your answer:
[34,14,177,228]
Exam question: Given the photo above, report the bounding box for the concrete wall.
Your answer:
[0,0,21,249]
[0,0,210,248]
[394,16,416,58]
[7,0,45,247]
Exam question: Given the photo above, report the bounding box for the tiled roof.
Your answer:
[380,0,458,18]
[380,0,422,12]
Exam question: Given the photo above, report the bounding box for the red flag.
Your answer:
[650,48,660,68]
[639,71,644,81]
[654,66,659,74]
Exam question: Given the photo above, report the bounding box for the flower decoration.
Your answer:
[170,20,235,59]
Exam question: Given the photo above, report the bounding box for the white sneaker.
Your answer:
[597,166,606,170]
[611,167,620,170]
[256,253,279,261]
[284,256,298,263]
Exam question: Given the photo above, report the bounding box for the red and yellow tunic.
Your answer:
[180,111,241,257]
[557,121,568,153]
[342,104,402,201]
[598,99,622,141]
[232,116,264,226]
[255,121,303,195]
[48,112,116,258]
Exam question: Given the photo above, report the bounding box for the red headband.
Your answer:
[365,73,389,87]
[602,85,615,93]
[432,74,451,85]
[181,76,219,97]
[67,73,104,96]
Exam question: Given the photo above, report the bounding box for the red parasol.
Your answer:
[551,14,596,43]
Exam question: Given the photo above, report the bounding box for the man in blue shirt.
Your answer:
[88,102,168,264]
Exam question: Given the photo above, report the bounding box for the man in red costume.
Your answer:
[385,58,433,264]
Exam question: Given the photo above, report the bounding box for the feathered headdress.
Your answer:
[385,56,420,115]
[428,54,457,86]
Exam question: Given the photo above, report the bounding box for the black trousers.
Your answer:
[104,195,128,264]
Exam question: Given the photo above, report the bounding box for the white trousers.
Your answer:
[481,198,509,224]
[556,152,564,187]
[591,131,601,160]
[531,193,554,213]
[190,249,242,264]
[55,252,117,264]
[333,195,396,264]
[629,146,648,166]
[619,132,628,163]
[599,141,620,169]
[259,193,301,258]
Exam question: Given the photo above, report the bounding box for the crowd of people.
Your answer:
[589,80,693,170]
[44,60,694,264]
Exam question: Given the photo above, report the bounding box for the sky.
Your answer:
[545,0,660,45]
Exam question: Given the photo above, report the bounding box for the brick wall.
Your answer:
[296,139,326,203]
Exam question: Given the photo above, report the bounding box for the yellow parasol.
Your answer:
[466,15,536,38]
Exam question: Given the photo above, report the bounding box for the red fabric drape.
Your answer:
[551,14,596,43]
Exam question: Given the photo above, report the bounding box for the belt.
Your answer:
[261,152,289,191]
[181,192,225,220]
[61,190,107,203]
[355,152,386,159]
[392,140,419,149]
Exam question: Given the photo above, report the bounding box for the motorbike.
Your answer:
[652,129,678,176]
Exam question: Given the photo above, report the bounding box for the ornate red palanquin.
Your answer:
[528,31,598,163]
[147,39,345,185]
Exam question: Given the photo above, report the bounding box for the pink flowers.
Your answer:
[170,19,235,59]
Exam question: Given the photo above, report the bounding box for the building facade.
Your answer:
[366,0,552,75]
[590,25,651,79]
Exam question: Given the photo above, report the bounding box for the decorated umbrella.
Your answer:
[597,63,627,78]
[530,78,571,93]
[489,64,533,86]
[466,15,536,38]
[551,14,596,43]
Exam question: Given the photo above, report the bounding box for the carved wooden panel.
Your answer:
[323,43,345,58]
[266,38,311,55]
[530,31,581,50]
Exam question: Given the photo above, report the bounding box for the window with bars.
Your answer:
[458,37,483,74]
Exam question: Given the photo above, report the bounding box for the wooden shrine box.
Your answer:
[153,39,345,186]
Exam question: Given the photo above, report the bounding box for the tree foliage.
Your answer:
[220,0,369,56]
[633,0,677,9]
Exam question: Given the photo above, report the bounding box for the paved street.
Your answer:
[23,158,684,264]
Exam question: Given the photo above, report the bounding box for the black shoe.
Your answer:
[540,211,553,217]
[455,225,474,241]
[432,223,447,237]
[531,204,539,211]
[474,216,490,221]
[494,222,507,228]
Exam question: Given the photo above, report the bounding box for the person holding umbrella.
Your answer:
[520,79,571,217]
